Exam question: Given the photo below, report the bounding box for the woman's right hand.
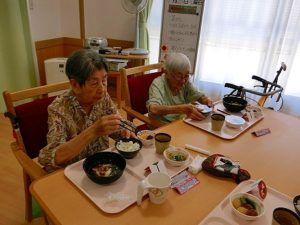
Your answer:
[92,114,122,137]
[186,104,206,121]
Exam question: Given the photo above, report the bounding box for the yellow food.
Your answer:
[232,198,242,209]
[237,206,249,214]
[138,132,153,140]
[232,196,259,217]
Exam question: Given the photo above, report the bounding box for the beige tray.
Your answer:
[198,180,295,225]
[184,102,264,139]
[64,146,189,214]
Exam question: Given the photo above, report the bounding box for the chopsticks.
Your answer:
[119,119,138,133]
[217,109,231,115]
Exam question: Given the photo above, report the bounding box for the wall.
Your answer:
[29,0,80,40]
[84,0,135,41]
[28,0,135,85]
[29,0,134,42]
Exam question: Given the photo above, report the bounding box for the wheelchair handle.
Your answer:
[224,83,243,90]
[252,75,267,84]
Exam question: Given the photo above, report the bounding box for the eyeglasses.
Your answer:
[172,73,190,81]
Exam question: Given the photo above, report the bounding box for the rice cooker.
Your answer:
[85,37,108,52]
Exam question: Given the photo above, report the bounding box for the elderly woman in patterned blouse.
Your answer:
[39,49,135,171]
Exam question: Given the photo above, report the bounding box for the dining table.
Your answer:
[30,108,300,225]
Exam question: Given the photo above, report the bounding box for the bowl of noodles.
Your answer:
[83,152,126,184]
[115,138,142,159]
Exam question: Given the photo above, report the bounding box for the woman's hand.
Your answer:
[200,96,213,107]
[186,104,206,121]
[121,129,137,139]
[92,114,122,137]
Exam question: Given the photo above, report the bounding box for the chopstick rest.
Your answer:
[185,144,211,156]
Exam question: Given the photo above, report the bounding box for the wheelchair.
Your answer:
[224,62,286,111]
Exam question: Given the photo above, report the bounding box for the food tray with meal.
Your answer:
[64,143,191,214]
[184,101,264,140]
[198,180,295,225]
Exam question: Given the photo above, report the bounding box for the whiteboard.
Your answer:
[159,0,205,74]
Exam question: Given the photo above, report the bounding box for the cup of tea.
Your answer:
[137,172,171,205]
[154,133,171,154]
[272,207,300,225]
[211,113,225,131]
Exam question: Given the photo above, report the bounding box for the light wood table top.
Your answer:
[30,109,300,225]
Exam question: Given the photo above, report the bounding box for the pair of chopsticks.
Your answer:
[119,119,138,133]
[217,109,231,115]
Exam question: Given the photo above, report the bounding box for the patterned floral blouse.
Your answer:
[38,90,122,171]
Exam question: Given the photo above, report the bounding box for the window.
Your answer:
[148,0,300,116]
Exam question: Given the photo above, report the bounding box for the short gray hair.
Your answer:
[164,53,191,75]
[66,49,108,86]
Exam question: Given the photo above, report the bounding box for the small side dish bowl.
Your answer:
[225,115,246,129]
[163,146,190,167]
[293,195,300,217]
[83,152,126,185]
[115,138,142,159]
[137,130,155,146]
[230,192,265,221]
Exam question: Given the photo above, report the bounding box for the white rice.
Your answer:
[117,141,140,152]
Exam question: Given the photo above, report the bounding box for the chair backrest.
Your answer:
[121,63,164,115]
[3,81,70,158]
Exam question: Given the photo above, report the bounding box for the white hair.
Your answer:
[164,53,191,75]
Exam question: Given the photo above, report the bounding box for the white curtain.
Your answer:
[194,0,300,116]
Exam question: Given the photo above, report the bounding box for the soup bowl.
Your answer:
[83,152,126,184]
[223,96,247,112]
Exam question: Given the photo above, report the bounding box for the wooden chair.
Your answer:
[2,81,70,222]
[120,63,164,129]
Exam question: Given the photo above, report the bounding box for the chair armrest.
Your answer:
[122,106,164,129]
[11,142,47,180]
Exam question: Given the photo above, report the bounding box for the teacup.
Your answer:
[137,172,171,205]
[154,133,171,154]
[272,207,300,225]
[211,113,225,131]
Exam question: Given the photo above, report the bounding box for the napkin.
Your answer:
[188,155,206,174]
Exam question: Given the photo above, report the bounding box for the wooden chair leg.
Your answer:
[42,211,50,225]
[23,171,33,222]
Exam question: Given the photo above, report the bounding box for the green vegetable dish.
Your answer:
[167,151,187,161]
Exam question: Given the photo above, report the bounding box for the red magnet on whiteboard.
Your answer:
[161,45,168,52]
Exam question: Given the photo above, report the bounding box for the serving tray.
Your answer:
[64,145,189,214]
[198,180,295,225]
[184,102,264,140]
